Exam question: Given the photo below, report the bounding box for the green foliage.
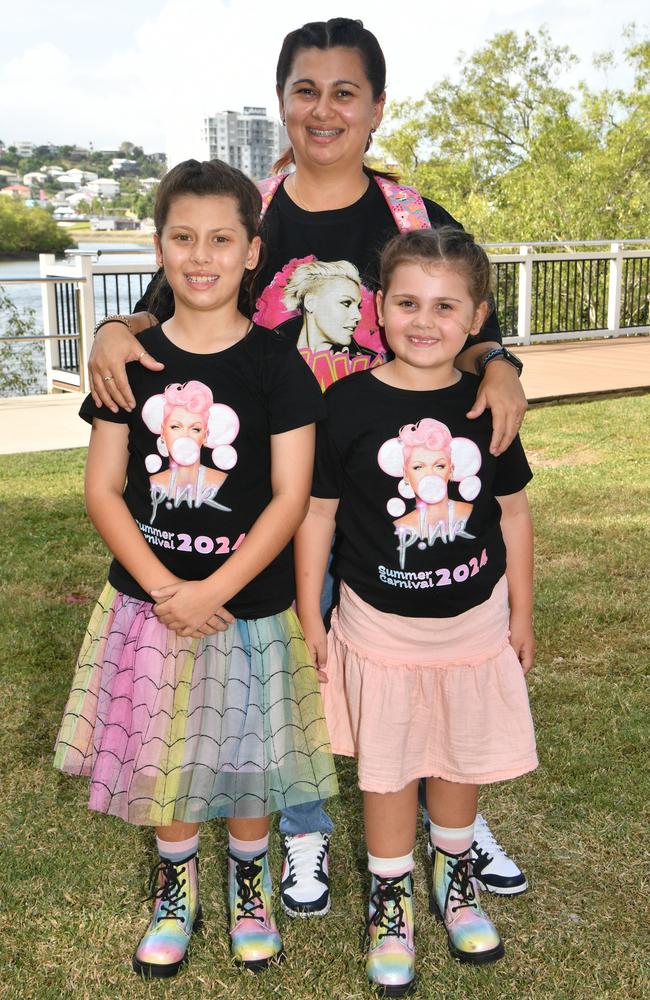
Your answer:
[0,289,42,395]
[0,198,74,256]
[380,27,650,242]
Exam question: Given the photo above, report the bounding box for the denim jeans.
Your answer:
[280,557,336,836]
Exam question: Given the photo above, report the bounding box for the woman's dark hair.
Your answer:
[151,158,263,316]
[379,227,493,308]
[273,17,397,179]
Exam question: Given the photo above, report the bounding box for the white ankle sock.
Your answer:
[429,821,475,855]
[156,833,199,862]
[368,851,414,878]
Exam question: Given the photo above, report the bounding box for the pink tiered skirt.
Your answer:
[322,576,537,792]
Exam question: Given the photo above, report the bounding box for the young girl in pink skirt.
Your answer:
[295,227,537,997]
[54,159,337,978]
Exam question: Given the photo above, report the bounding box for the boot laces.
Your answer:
[366,876,411,943]
[145,857,188,923]
[446,855,480,915]
[233,856,266,923]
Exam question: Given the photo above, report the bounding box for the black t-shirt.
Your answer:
[135,173,501,392]
[313,370,532,618]
[80,324,325,618]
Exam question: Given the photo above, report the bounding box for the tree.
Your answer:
[0,199,74,256]
[0,290,41,395]
[379,27,650,243]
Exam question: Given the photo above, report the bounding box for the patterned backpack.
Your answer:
[257,173,431,232]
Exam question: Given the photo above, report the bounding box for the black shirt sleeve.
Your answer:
[79,390,132,426]
[493,434,533,496]
[423,196,502,351]
[261,331,326,434]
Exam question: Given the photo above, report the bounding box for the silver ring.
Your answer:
[138,350,146,361]
[103,375,113,382]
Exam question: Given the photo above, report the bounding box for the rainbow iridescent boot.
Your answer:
[228,850,283,971]
[365,873,416,997]
[429,846,504,964]
[132,852,202,978]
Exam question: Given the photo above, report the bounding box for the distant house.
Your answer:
[90,216,138,231]
[138,177,160,192]
[15,140,35,157]
[87,177,120,199]
[0,169,20,185]
[109,158,138,175]
[57,168,98,188]
[23,171,48,187]
[0,184,31,199]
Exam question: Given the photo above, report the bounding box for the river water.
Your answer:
[0,243,156,395]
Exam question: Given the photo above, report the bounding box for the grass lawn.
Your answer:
[0,395,648,1000]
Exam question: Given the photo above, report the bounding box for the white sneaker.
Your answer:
[471,814,528,896]
[280,832,331,917]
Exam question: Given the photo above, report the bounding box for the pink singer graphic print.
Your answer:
[141,380,239,524]
[253,256,386,390]
[377,418,482,569]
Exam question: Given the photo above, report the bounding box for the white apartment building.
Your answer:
[199,107,288,180]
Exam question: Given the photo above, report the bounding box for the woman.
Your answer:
[87,17,529,923]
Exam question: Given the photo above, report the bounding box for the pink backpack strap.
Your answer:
[374,176,431,232]
[257,174,287,220]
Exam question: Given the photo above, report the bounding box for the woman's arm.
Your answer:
[294,496,339,677]
[85,420,233,637]
[456,342,528,457]
[151,424,316,634]
[498,488,535,673]
[88,312,163,412]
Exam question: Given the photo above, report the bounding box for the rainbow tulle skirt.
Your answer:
[54,583,338,825]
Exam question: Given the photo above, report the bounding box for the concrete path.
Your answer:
[1,336,649,456]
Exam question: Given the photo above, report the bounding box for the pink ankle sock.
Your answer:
[368,851,414,878]
[429,821,475,855]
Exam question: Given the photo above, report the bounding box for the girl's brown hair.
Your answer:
[379,227,493,308]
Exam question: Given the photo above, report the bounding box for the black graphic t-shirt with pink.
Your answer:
[80,324,324,618]
[313,370,532,618]
[135,174,501,393]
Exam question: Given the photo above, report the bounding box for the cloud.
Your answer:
[0,0,641,152]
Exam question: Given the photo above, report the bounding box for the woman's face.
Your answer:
[404,447,451,503]
[278,46,385,173]
[304,275,362,346]
[162,406,207,466]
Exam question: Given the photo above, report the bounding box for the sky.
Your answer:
[0,0,644,157]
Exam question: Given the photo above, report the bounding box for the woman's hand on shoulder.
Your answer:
[151,579,234,637]
[509,611,535,674]
[466,360,527,456]
[298,610,329,683]
[88,312,163,412]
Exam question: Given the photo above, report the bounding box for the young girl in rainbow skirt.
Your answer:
[54,159,337,978]
[295,227,537,996]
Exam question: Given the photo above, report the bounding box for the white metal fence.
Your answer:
[1,240,649,394]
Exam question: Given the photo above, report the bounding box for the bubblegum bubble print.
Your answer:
[145,454,163,474]
[170,437,200,467]
[416,475,447,504]
[387,497,406,518]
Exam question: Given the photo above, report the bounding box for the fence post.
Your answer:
[77,254,96,394]
[517,245,533,344]
[39,253,57,391]
[607,242,623,335]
